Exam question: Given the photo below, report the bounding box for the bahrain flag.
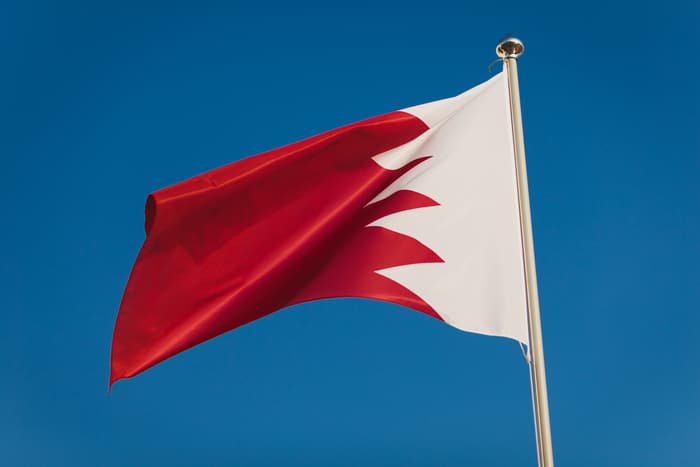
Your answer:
[110,71,528,385]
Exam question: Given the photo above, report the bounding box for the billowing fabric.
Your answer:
[110,72,527,385]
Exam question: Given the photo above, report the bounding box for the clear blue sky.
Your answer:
[2,1,698,466]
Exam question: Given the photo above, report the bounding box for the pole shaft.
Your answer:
[503,57,555,467]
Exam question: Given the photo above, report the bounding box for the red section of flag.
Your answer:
[110,111,443,385]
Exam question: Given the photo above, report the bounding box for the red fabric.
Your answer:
[110,111,443,385]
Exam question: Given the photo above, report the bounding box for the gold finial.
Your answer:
[496,35,524,59]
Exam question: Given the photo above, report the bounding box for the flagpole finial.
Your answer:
[496,35,524,59]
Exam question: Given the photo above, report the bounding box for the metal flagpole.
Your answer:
[496,35,555,467]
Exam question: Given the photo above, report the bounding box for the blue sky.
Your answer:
[2,1,698,466]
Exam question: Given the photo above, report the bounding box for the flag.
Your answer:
[110,71,528,385]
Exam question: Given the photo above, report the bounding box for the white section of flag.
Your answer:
[370,72,529,344]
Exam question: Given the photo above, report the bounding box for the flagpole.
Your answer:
[496,36,555,467]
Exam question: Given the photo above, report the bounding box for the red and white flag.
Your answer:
[110,71,528,385]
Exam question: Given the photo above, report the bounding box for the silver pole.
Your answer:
[496,36,555,467]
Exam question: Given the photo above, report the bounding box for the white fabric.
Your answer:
[370,72,529,344]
